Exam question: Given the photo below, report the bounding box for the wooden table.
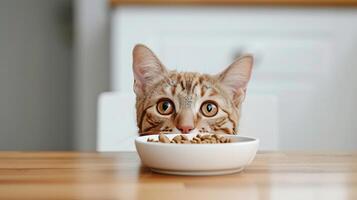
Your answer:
[0,152,356,200]
[110,0,357,7]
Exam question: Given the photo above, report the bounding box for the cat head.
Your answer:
[132,44,253,135]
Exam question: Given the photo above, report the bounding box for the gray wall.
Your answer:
[73,0,110,150]
[0,0,72,150]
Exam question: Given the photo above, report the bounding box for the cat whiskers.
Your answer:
[199,127,210,133]
[159,126,173,134]
[140,130,173,136]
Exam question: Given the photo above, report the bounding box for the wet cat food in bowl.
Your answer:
[135,133,259,176]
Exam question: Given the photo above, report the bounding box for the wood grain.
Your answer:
[110,0,357,6]
[0,152,356,200]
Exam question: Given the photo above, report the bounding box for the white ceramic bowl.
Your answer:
[135,134,259,176]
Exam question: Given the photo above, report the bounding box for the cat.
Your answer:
[132,44,253,135]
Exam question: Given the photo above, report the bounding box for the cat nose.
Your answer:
[177,125,194,134]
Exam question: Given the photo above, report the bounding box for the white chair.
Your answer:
[97,92,279,151]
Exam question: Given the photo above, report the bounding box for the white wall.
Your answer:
[112,7,357,150]
[0,0,72,150]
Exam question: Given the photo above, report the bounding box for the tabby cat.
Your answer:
[132,44,253,135]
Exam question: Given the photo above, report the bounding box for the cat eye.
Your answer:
[200,101,218,117]
[156,99,175,115]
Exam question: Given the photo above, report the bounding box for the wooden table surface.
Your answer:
[110,0,357,7]
[0,152,356,200]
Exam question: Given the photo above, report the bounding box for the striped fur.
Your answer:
[133,44,253,135]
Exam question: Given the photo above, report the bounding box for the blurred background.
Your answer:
[0,0,357,151]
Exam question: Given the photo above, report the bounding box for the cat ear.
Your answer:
[132,44,168,96]
[217,55,253,95]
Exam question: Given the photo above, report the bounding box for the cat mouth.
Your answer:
[140,132,164,136]
[140,129,199,135]
[140,131,174,136]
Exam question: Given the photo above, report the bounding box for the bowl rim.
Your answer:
[135,134,259,147]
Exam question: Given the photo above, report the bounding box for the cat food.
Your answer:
[147,133,232,144]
